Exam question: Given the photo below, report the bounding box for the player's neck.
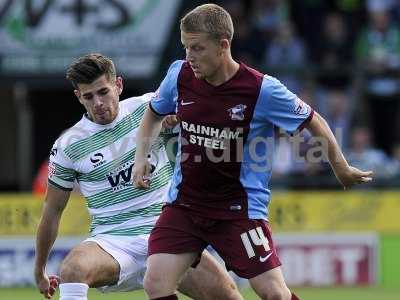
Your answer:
[205,58,239,86]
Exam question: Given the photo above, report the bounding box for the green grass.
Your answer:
[0,287,399,300]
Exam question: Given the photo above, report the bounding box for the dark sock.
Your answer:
[151,295,178,300]
[292,292,300,300]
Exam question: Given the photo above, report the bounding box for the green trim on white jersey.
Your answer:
[64,103,147,162]
[48,93,172,237]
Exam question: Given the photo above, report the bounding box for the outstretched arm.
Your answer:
[132,106,164,188]
[34,184,70,299]
[305,112,373,188]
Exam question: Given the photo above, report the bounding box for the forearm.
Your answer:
[306,112,349,175]
[135,107,164,162]
[34,203,62,274]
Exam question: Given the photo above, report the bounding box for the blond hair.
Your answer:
[180,4,234,42]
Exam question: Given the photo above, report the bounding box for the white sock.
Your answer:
[59,283,89,300]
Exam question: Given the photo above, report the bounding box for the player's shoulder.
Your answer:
[218,62,264,96]
[262,73,280,84]
[120,93,154,110]
[168,59,186,72]
[52,118,91,152]
[241,63,265,79]
[259,74,297,104]
[235,62,265,87]
[260,74,286,92]
[164,60,187,78]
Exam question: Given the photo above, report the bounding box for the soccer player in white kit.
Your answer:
[34,53,242,300]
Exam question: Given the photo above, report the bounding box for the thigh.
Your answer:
[209,219,281,279]
[146,252,199,292]
[178,250,242,300]
[146,206,209,295]
[61,241,120,287]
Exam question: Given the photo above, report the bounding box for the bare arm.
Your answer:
[132,106,164,188]
[34,184,70,298]
[305,112,373,188]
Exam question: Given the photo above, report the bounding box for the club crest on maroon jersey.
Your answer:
[227,104,247,121]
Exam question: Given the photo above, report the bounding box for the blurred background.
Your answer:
[0,0,399,299]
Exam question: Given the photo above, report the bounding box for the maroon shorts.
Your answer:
[148,205,281,279]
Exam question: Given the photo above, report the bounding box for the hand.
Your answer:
[336,166,373,189]
[132,159,152,189]
[162,115,180,129]
[35,271,60,299]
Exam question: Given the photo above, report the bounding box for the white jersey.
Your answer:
[48,93,173,237]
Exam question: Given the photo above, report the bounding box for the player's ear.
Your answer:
[116,76,123,95]
[219,39,230,57]
[74,89,83,104]
[220,39,230,51]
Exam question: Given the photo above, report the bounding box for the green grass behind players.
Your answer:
[1,286,399,300]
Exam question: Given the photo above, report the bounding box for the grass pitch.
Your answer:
[0,286,399,300]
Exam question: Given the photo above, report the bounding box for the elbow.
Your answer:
[314,111,329,126]
[314,111,328,124]
[318,113,332,130]
[305,111,330,134]
[311,111,322,122]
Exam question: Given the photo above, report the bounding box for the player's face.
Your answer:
[181,31,224,80]
[75,75,123,125]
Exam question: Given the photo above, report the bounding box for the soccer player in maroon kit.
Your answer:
[133,4,373,300]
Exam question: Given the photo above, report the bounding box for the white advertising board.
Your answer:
[0,0,181,77]
[0,233,378,287]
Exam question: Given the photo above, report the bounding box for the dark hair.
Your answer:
[180,4,234,42]
[66,53,116,89]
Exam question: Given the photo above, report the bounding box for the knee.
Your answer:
[211,282,243,300]
[143,270,167,297]
[259,286,291,300]
[60,256,93,285]
[212,282,242,300]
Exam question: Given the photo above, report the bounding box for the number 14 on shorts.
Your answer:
[240,227,271,259]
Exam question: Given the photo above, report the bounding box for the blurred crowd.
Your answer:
[218,0,400,180]
[29,0,400,191]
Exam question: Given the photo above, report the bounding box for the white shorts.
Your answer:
[84,234,149,292]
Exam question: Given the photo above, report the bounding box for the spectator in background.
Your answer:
[367,0,396,15]
[32,160,49,195]
[391,143,400,176]
[273,129,316,178]
[252,0,289,38]
[263,21,306,93]
[290,0,329,60]
[232,22,265,66]
[333,0,365,42]
[227,0,266,66]
[347,127,396,178]
[355,6,400,155]
[389,0,400,24]
[315,13,353,89]
[318,89,352,150]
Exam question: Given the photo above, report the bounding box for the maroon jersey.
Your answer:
[150,60,313,220]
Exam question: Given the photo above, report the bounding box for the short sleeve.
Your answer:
[48,141,76,191]
[150,60,185,116]
[258,75,314,134]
